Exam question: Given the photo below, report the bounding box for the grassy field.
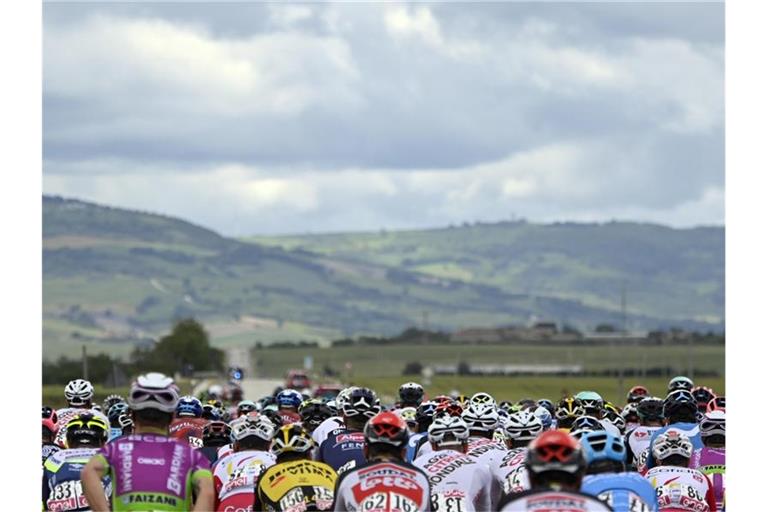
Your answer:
[252,342,724,379]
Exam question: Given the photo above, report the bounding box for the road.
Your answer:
[191,346,282,400]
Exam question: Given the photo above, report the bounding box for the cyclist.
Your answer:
[254,424,336,511]
[43,417,61,465]
[107,402,131,442]
[689,411,725,511]
[625,397,664,470]
[43,412,111,511]
[312,387,355,446]
[575,391,620,436]
[498,430,611,511]
[318,387,380,473]
[169,396,207,448]
[626,386,649,404]
[275,389,303,425]
[493,410,544,495]
[56,379,109,446]
[692,386,717,414]
[462,397,506,509]
[333,412,432,511]
[102,394,125,414]
[200,420,233,465]
[236,400,259,417]
[667,376,694,393]
[532,405,554,431]
[621,403,640,433]
[405,400,437,463]
[397,381,425,409]
[299,399,334,435]
[579,430,658,511]
[645,390,703,470]
[80,372,215,511]
[603,402,626,435]
[537,399,556,418]
[413,415,492,511]
[645,431,716,512]
[555,397,583,431]
[399,406,419,433]
[570,416,605,440]
[213,415,276,511]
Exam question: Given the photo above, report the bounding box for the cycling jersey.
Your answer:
[499,489,612,511]
[689,447,725,512]
[91,432,212,511]
[405,432,429,463]
[43,443,62,466]
[312,416,345,446]
[645,424,703,469]
[466,437,506,508]
[581,472,659,512]
[43,447,111,511]
[413,449,492,511]
[645,465,717,512]
[318,428,366,472]
[599,419,621,437]
[625,426,662,467]
[278,410,302,426]
[333,460,431,512]
[491,448,530,495]
[168,417,208,448]
[213,450,276,511]
[255,459,336,511]
[54,408,110,447]
[217,444,234,461]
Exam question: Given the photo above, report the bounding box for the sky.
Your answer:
[42,1,724,236]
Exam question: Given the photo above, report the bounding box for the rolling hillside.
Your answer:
[43,196,724,360]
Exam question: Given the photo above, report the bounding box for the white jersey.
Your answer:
[54,407,110,447]
[466,437,507,509]
[333,460,432,512]
[212,449,276,504]
[313,416,345,445]
[491,447,530,495]
[413,449,492,511]
[626,426,662,465]
[599,418,621,436]
[646,465,717,512]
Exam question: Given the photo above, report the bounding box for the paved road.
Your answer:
[190,347,282,400]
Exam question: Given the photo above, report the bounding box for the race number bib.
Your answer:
[47,480,88,511]
[361,492,420,512]
[431,490,468,512]
[657,483,709,512]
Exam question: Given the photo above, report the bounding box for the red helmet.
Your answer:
[433,395,453,405]
[42,417,57,437]
[626,386,649,403]
[706,396,725,413]
[364,412,409,448]
[692,386,717,411]
[526,430,585,475]
[435,400,463,417]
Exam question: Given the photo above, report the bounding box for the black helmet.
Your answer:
[398,382,424,406]
[663,390,697,421]
[299,400,333,430]
[202,421,231,447]
[65,412,108,447]
[637,397,664,422]
[342,387,381,419]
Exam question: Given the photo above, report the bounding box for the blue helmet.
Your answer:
[108,402,130,425]
[580,430,626,467]
[176,396,203,418]
[276,389,303,409]
[532,405,553,429]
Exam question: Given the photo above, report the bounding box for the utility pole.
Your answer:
[82,345,88,381]
[617,282,627,404]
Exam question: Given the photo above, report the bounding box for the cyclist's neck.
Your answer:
[134,424,168,435]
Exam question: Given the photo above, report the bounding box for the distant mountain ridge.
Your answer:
[42,195,724,359]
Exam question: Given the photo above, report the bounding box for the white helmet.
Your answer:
[428,415,470,446]
[64,379,94,406]
[699,410,725,439]
[505,410,544,441]
[652,430,693,462]
[461,402,499,431]
[470,392,497,408]
[128,373,179,413]
[336,387,357,411]
[230,415,276,443]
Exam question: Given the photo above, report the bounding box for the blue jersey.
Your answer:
[405,432,428,463]
[42,447,111,511]
[582,472,659,512]
[318,427,367,472]
[645,422,703,469]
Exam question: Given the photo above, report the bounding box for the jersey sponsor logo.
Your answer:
[138,457,166,466]
[422,453,475,484]
[527,493,587,508]
[121,493,179,506]
[166,443,186,495]
[117,441,135,492]
[353,466,425,506]
[266,461,336,489]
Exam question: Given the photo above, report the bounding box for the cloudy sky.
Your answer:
[42,1,724,236]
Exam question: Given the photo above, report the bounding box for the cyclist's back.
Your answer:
[581,472,659,512]
[333,460,431,512]
[646,465,715,512]
[413,449,491,511]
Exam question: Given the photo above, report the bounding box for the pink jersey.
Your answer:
[646,465,717,512]
[212,450,276,511]
[689,447,725,512]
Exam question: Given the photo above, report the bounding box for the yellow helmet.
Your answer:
[271,424,315,456]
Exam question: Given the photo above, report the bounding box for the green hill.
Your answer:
[43,196,724,360]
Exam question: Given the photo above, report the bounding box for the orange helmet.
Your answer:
[364,412,409,448]
[526,430,586,475]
